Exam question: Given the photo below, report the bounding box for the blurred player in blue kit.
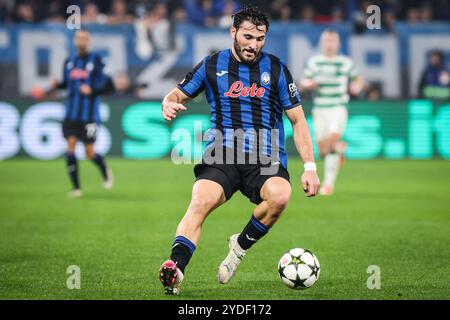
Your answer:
[45,30,116,197]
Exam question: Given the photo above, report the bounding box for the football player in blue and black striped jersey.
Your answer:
[49,30,113,197]
[158,6,320,294]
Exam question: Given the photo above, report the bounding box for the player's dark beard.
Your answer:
[233,37,259,64]
[77,46,89,57]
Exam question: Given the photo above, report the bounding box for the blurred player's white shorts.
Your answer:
[312,106,348,142]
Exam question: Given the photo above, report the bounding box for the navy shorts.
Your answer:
[194,162,290,204]
[62,120,98,144]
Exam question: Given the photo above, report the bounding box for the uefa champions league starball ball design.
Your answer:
[278,248,320,289]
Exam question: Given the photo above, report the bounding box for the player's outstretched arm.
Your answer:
[349,75,365,96]
[30,79,62,100]
[299,78,319,91]
[162,87,189,121]
[299,58,318,92]
[285,106,320,197]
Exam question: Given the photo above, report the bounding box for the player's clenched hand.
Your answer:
[162,101,187,121]
[301,171,320,197]
[79,84,93,95]
[349,80,363,96]
[29,85,46,100]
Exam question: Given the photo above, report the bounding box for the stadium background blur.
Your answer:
[0,0,449,160]
[0,0,449,300]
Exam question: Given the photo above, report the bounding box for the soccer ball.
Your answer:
[278,248,320,289]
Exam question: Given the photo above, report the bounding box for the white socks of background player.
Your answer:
[324,153,340,188]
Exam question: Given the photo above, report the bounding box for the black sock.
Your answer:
[66,153,80,190]
[170,236,196,274]
[92,154,108,180]
[237,214,271,250]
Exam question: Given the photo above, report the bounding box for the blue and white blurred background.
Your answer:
[0,0,449,160]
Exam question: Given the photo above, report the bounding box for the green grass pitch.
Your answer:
[0,159,449,300]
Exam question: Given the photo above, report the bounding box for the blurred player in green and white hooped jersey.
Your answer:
[300,29,364,195]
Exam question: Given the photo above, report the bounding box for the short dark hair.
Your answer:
[322,27,338,35]
[77,28,91,34]
[232,5,269,32]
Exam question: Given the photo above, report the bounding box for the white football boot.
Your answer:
[319,185,334,196]
[217,234,247,284]
[68,189,83,198]
[103,168,114,190]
